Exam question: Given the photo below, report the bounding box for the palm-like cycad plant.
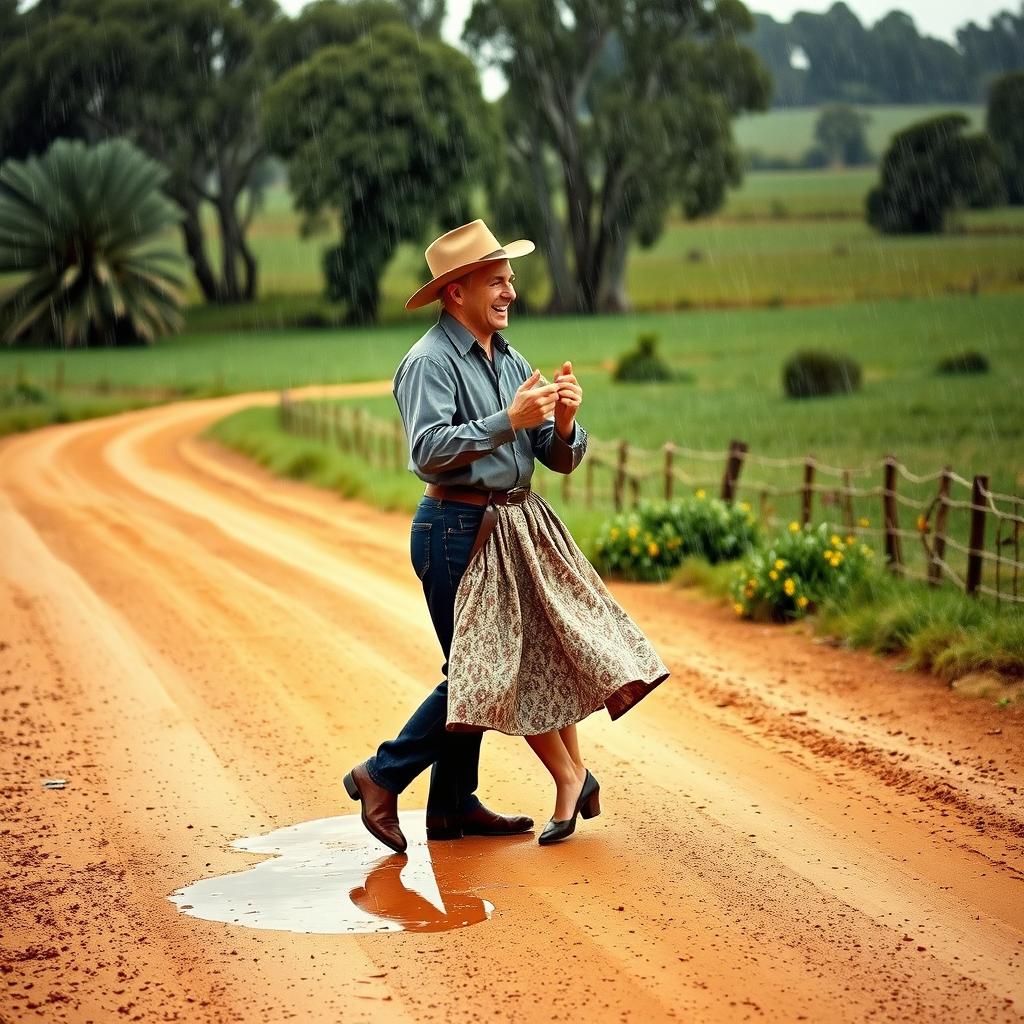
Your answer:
[0,137,187,347]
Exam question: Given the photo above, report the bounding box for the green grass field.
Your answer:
[7,293,1021,510]
[733,104,986,161]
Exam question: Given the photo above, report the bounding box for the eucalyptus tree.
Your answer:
[263,21,495,324]
[464,0,770,314]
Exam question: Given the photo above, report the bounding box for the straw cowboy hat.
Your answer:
[405,219,535,310]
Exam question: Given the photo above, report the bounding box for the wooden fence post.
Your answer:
[720,439,748,504]
[928,468,952,587]
[801,457,815,525]
[613,441,628,512]
[393,421,404,469]
[841,469,854,529]
[353,408,364,458]
[966,475,988,596]
[882,455,903,572]
[663,443,675,501]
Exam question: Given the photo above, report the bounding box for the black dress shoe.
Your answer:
[426,803,534,840]
[538,770,601,845]
[343,761,407,854]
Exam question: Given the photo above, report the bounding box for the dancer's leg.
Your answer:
[558,724,586,774]
[525,730,587,821]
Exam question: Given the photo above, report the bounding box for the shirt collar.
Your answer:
[439,309,508,357]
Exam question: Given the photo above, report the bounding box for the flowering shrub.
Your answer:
[594,491,761,582]
[731,520,875,621]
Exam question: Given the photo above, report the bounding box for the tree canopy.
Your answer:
[986,71,1024,205]
[748,3,1024,106]
[866,114,1005,234]
[262,20,494,323]
[465,0,770,314]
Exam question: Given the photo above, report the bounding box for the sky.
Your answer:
[277,1,1014,45]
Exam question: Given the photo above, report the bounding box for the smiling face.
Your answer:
[442,259,517,342]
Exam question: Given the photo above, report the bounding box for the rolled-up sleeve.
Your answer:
[396,355,516,475]
[529,417,588,475]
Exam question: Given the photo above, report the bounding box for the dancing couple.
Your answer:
[344,219,669,848]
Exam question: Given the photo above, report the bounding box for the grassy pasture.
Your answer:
[733,104,986,161]
[170,179,1024,323]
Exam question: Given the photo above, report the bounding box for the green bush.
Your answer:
[0,379,49,406]
[731,520,876,622]
[936,350,990,375]
[613,332,675,382]
[594,492,761,582]
[782,349,862,398]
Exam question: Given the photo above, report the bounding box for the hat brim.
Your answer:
[405,239,535,310]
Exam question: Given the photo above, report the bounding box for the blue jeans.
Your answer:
[365,495,488,814]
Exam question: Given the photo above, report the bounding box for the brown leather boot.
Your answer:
[343,762,407,854]
[426,803,534,840]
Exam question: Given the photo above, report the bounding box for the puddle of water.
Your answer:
[167,811,496,934]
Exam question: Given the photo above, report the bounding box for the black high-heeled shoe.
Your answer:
[538,769,601,845]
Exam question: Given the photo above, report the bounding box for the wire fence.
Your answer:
[278,392,1024,606]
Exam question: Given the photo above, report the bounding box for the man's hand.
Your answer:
[553,360,581,440]
[507,369,560,430]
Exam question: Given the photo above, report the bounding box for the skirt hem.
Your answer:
[445,670,670,737]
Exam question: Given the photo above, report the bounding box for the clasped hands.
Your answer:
[507,360,582,440]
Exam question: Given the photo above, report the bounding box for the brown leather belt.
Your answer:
[423,483,531,564]
[423,482,531,507]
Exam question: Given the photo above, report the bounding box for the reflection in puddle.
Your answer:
[168,811,495,934]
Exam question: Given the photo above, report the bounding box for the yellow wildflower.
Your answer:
[774,559,786,570]
[610,527,620,540]
[916,515,930,534]
[783,578,796,595]
[858,517,870,527]
[747,578,758,590]
[833,550,844,563]
[796,595,809,609]
[647,542,659,557]
[733,602,745,616]
[768,569,779,581]
[627,525,639,539]
[788,521,800,532]
[695,488,706,499]
[845,534,855,546]
[739,501,751,513]
[830,534,842,547]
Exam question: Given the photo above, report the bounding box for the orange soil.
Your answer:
[1,385,1022,1023]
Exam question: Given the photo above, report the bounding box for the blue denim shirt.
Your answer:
[393,310,588,490]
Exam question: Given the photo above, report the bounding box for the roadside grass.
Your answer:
[814,570,1024,694]
[0,387,180,437]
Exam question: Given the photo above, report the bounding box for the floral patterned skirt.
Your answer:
[445,490,670,735]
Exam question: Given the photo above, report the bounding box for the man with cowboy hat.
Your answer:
[343,219,587,852]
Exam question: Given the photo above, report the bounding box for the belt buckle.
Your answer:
[506,486,529,504]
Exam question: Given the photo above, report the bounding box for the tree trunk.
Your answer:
[176,196,221,303]
[596,225,632,313]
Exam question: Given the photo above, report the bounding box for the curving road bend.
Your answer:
[1,386,1022,1023]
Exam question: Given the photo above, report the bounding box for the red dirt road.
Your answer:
[1,386,1022,1023]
